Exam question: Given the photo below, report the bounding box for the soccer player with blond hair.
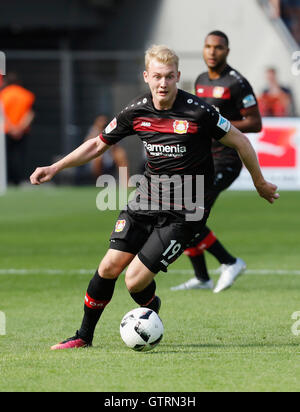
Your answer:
[31,45,278,349]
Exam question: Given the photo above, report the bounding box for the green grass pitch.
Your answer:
[0,186,300,392]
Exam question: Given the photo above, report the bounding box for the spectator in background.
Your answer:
[280,0,300,45]
[81,114,129,186]
[0,72,35,185]
[258,67,296,116]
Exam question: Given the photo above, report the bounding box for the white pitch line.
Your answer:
[0,268,300,276]
[171,269,300,276]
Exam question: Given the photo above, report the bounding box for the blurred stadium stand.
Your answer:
[0,0,299,184]
[279,0,300,45]
[148,0,300,113]
[1,0,160,180]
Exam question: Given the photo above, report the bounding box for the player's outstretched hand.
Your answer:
[30,165,57,185]
[255,180,280,204]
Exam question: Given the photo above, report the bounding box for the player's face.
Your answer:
[266,69,276,85]
[143,59,181,110]
[203,35,229,70]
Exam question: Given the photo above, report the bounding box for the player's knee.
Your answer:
[125,269,150,293]
[98,259,123,279]
[125,271,141,293]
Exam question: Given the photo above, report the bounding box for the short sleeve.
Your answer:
[204,105,231,141]
[232,78,258,111]
[100,110,134,145]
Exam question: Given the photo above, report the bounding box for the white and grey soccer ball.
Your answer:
[120,308,164,352]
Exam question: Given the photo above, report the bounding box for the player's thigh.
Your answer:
[98,249,135,279]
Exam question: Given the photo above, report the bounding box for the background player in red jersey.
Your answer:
[30,45,278,350]
[171,31,263,293]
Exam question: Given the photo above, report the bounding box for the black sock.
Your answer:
[189,254,210,282]
[130,281,160,313]
[78,271,117,343]
[207,240,236,265]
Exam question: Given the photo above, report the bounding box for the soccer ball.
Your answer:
[120,307,164,352]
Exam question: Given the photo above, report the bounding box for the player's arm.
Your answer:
[30,137,109,185]
[231,105,262,133]
[9,110,35,140]
[231,79,262,133]
[219,126,279,204]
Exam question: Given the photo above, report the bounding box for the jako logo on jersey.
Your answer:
[173,120,189,135]
[143,141,187,158]
[217,114,231,133]
[115,219,126,232]
[105,118,117,134]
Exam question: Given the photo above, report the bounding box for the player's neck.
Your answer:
[152,90,178,111]
[207,63,227,80]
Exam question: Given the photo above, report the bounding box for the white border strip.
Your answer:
[0,269,300,276]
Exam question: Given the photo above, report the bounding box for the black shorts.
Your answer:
[186,165,242,249]
[109,208,209,274]
[205,165,242,209]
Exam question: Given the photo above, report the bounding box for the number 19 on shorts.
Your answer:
[162,240,182,261]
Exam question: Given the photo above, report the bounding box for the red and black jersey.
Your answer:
[195,64,258,168]
[100,89,230,218]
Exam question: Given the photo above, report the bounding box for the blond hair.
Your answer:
[145,45,179,71]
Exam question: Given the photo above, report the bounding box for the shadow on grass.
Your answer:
[163,342,299,348]
[142,341,300,355]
